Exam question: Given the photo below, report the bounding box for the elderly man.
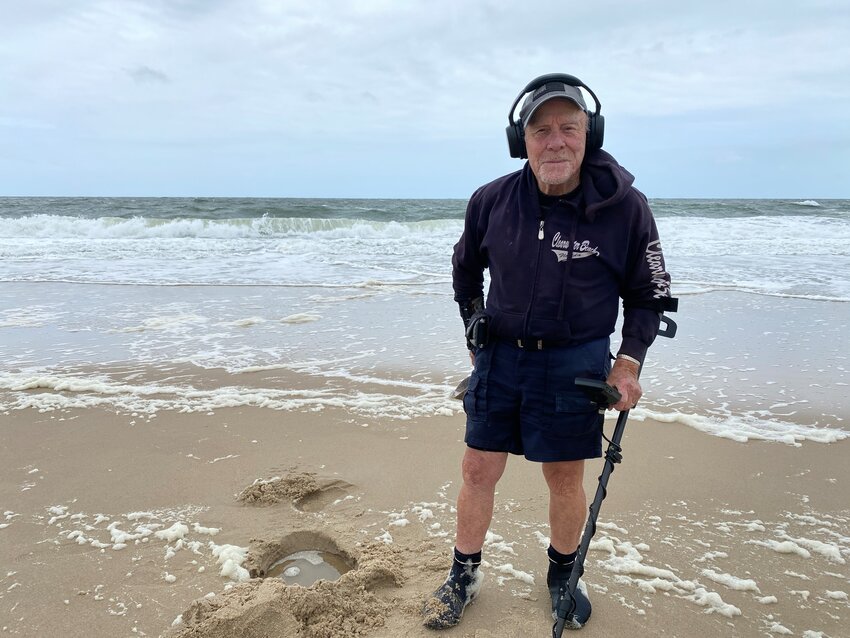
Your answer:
[422,74,672,630]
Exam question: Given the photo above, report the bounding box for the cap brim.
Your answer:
[522,94,586,128]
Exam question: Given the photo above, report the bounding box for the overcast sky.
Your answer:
[2,0,848,198]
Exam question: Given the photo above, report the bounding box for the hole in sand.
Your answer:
[295,482,351,513]
[250,531,356,586]
[266,550,352,586]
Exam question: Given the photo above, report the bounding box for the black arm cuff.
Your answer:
[623,296,679,313]
[458,296,485,328]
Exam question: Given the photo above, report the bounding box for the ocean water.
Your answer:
[1,196,848,445]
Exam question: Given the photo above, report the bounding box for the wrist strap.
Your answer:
[616,353,641,366]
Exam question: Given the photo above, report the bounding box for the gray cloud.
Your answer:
[127,65,170,84]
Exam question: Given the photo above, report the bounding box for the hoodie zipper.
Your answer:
[556,211,579,321]
[522,212,548,339]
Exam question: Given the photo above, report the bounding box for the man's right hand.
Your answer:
[605,358,642,411]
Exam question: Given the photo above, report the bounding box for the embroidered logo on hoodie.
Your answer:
[645,239,670,298]
[551,232,600,263]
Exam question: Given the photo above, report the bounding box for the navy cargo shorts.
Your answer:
[462,337,611,463]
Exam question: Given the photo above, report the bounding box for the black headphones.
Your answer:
[505,73,605,159]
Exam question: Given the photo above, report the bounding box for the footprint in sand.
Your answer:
[237,472,356,513]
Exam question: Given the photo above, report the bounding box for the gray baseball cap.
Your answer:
[519,82,588,128]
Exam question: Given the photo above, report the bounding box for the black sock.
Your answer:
[547,545,577,567]
[451,548,481,583]
[453,547,482,566]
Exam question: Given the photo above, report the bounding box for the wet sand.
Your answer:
[0,370,847,637]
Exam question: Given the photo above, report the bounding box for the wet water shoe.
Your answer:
[422,560,483,629]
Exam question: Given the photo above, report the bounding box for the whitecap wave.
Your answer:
[0,371,458,421]
[620,407,848,447]
[0,214,461,240]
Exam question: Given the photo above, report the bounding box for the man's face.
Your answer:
[524,98,587,196]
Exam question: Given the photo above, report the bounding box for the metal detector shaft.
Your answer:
[553,310,677,636]
[552,406,631,636]
[571,406,630,591]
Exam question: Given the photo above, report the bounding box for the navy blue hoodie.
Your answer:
[452,149,671,363]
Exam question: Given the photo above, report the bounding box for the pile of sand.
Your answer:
[237,472,322,505]
[169,541,406,637]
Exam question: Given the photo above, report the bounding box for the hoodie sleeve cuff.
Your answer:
[617,338,648,366]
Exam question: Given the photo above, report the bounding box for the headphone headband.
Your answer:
[505,73,605,158]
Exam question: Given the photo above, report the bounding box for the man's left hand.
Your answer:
[605,358,642,411]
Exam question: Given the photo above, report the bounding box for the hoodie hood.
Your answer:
[519,148,636,222]
[580,148,637,220]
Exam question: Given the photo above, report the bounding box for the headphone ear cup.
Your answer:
[505,123,527,159]
[588,113,605,150]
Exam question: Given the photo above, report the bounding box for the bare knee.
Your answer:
[461,449,507,491]
[543,460,585,498]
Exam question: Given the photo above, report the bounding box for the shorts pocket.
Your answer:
[462,374,480,416]
[462,347,491,417]
[549,392,603,438]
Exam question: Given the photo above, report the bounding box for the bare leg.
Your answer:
[454,448,508,554]
[542,460,586,554]
[423,447,507,628]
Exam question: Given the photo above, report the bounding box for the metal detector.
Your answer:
[552,311,678,636]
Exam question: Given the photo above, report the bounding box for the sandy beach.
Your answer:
[2,196,849,636]
[1,366,847,638]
